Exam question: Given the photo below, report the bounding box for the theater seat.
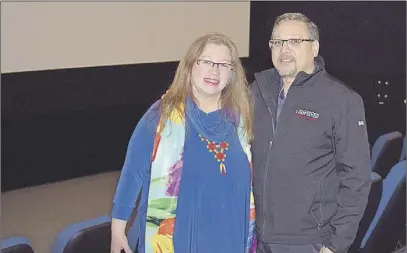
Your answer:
[361,160,406,253]
[1,236,34,253]
[393,245,406,253]
[399,136,406,161]
[371,131,403,179]
[350,172,383,252]
[51,215,111,253]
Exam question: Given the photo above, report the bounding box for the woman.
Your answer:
[110,32,256,253]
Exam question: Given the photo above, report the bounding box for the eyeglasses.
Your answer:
[196,59,234,71]
[269,38,314,49]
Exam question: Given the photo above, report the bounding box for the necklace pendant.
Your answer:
[220,163,226,176]
[199,134,229,176]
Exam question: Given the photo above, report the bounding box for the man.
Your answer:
[251,13,371,253]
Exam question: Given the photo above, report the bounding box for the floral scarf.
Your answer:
[143,98,257,253]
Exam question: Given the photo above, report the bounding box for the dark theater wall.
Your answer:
[1,59,252,192]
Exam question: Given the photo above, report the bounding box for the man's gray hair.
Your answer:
[272,13,319,41]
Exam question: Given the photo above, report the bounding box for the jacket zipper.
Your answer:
[312,181,323,230]
[261,106,275,234]
[318,181,323,230]
[260,85,292,235]
[257,79,285,234]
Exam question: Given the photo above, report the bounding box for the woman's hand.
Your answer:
[110,218,132,253]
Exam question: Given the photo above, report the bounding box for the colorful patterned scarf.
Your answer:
[143,98,257,253]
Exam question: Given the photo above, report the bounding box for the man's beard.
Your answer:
[278,67,297,78]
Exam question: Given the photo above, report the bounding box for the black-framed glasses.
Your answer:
[196,59,234,71]
[269,38,314,48]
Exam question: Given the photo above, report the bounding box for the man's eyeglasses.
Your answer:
[196,59,234,71]
[269,39,314,49]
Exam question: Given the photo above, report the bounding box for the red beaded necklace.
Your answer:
[199,134,229,176]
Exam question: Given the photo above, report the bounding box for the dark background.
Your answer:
[2,1,406,191]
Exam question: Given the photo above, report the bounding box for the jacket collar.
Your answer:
[291,55,325,86]
[255,55,326,98]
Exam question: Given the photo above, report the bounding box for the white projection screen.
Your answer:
[1,2,250,73]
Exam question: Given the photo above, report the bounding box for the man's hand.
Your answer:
[319,246,334,253]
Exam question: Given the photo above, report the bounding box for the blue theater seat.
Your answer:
[350,172,383,252]
[399,136,406,161]
[1,236,34,253]
[361,160,406,253]
[51,215,111,253]
[371,131,403,179]
[393,245,406,253]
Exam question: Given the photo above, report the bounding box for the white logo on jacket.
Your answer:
[295,109,320,120]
